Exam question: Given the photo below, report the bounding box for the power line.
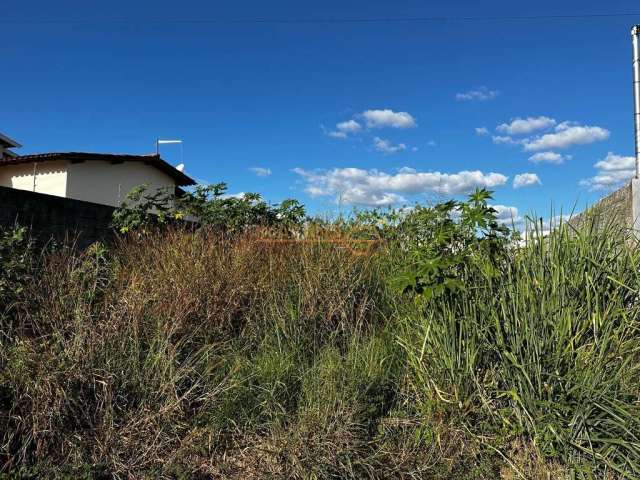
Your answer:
[2,12,640,25]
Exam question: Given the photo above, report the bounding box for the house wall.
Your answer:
[0,161,68,197]
[65,161,176,207]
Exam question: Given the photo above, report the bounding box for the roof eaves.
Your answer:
[0,132,21,148]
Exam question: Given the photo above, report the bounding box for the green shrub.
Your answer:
[112,182,306,235]
[0,225,33,314]
[394,188,514,299]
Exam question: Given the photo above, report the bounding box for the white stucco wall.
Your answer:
[65,161,176,207]
[0,161,68,197]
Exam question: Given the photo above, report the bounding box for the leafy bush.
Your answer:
[111,184,177,235]
[0,225,33,313]
[112,182,306,235]
[392,189,514,299]
[347,189,515,299]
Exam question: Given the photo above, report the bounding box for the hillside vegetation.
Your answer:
[1,188,639,479]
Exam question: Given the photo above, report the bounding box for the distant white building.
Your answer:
[0,149,195,207]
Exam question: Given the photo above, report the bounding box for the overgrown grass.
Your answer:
[1,220,639,479]
[400,220,640,478]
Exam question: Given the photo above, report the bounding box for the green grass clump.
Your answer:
[400,219,640,478]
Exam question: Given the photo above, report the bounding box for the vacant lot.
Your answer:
[1,200,639,478]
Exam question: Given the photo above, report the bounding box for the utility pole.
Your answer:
[633,25,640,178]
[631,25,640,179]
[631,26,640,234]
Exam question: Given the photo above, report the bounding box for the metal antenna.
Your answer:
[156,139,183,165]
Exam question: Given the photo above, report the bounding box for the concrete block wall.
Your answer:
[569,182,634,231]
[0,185,115,247]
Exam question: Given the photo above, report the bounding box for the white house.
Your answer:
[0,150,195,207]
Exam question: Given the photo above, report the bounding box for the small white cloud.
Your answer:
[488,117,610,155]
[580,152,635,191]
[491,204,521,225]
[327,130,347,139]
[221,192,247,199]
[324,119,362,139]
[361,109,417,129]
[492,135,520,145]
[523,125,609,151]
[249,167,272,177]
[456,86,500,102]
[336,119,362,134]
[293,166,508,207]
[496,116,556,135]
[528,151,571,164]
[513,173,541,189]
[373,137,407,154]
[427,140,436,147]
[593,153,635,171]
[475,127,490,136]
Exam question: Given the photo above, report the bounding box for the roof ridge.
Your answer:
[16,151,158,157]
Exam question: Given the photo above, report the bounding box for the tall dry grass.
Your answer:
[1,229,407,479]
[1,222,639,479]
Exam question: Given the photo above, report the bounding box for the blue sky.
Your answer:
[3,0,640,222]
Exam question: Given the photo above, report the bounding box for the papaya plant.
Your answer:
[395,189,514,299]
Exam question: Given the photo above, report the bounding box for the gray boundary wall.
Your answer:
[569,182,634,231]
[0,186,115,246]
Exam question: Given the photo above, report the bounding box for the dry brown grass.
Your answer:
[2,226,636,478]
[1,229,395,478]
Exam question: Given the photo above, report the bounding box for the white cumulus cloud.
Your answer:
[325,119,363,139]
[522,125,609,151]
[221,192,247,200]
[594,153,635,171]
[580,152,635,191]
[491,204,521,224]
[475,127,490,136]
[496,116,556,135]
[486,117,610,154]
[492,135,520,145]
[361,109,417,129]
[293,167,508,207]
[513,173,541,189]
[373,137,407,154]
[336,119,362,134]
[327,130,347,139]
[528,151,571,164]
[456,86,500,102]
[249,167,272,177]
